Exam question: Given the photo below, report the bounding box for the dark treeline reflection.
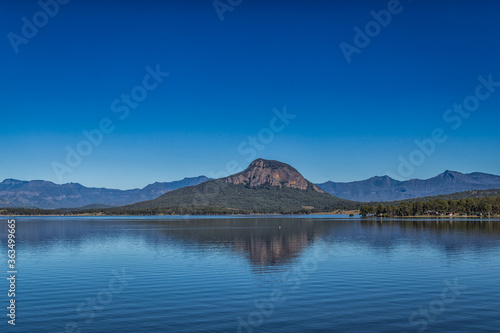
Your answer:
[357,219,500,254]
[7,217,500,269]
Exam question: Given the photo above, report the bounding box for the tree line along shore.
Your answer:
[360,196,500,217]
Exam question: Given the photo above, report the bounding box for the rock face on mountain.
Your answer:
[122,159,355,214]
[316,170,500,202]
[0,176,210,209]
[225,159,324,192]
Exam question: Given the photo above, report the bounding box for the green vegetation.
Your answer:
[360,195,500,217]
[0,208,53,216]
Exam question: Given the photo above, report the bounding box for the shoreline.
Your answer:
[2,212,499,218]
[364,215,500,219]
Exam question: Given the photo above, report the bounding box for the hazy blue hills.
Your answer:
[0,176,210,209]
[316,170,500,202]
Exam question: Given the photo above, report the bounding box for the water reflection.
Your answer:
[7,217,500,271]
[155,218,323,268]
[3,217,500,333]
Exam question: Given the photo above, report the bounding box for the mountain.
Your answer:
[0,176,210,209]
[316,170,500,202]
[118,159,357,214]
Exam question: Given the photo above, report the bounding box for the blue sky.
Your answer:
[1,0,499,189]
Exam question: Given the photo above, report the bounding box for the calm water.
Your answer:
[1,216,500,333]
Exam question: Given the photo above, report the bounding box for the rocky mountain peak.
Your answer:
[224,159,324,193]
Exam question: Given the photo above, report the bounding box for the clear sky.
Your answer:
[1,0,499,189]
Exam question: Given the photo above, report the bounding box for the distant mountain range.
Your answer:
[316,171,500,202]
[1,163,500,210]
[0,176,210,209]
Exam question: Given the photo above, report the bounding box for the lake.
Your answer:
[1,216,500,332]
